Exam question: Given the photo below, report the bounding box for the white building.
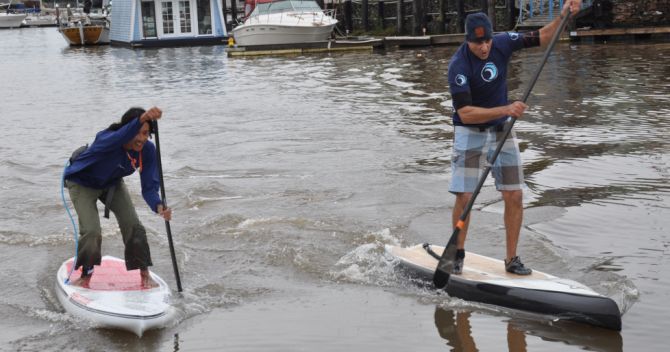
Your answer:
[110,0,228,47]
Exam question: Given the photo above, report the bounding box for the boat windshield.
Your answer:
[252,0,323,15]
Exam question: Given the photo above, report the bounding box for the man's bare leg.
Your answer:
[453,192,473,249]
[501,190,523,261]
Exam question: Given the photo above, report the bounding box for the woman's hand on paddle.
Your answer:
[140,107,162,124]
[157,204,172,221]
[562,0,582,17]
[505,101,528,119]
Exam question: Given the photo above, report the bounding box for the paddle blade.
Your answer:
[433,234,458,289]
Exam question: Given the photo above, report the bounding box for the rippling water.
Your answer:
[1,27,668,351]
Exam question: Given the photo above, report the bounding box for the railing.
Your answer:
[246,8,336,26]
[518,0,591,21]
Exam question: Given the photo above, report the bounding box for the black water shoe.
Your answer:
[505,256,532,275]
[451,257,464,275]
[81,266,94,278]
[451,249,465,275]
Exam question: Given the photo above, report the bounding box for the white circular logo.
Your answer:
[455,74,467,86]
[481,62,498,82]
[508,32,520,40]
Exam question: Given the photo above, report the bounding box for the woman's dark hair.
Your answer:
[108,107,153,134]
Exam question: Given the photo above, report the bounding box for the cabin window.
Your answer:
[141,1,158,38]
[197,0,212,34]
[155,0,197,36]
[179,1,192,33]
[162,1,175,34]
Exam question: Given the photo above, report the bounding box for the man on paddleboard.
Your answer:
[446,1,581,275]
[63,107,172,288]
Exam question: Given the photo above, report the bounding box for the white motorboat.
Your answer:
[0,12,26,28]
[18,0,58,27]
[23,13,57,27]
[1,1,26,28]
[1,0,26,29]
[232,0,338,46]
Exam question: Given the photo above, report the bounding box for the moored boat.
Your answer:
[56,5,110,45]
[1,1,27,28]
[232,0,338,47]
[0,12,25,28]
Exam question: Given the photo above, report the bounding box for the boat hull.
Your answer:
[232,23,336,46]
[385,244,622,331]
[59,25,110,45]
[23,14,58,27]
[0,13,27,28]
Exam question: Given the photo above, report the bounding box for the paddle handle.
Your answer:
[152,120,183,292]
[434,12,573,289]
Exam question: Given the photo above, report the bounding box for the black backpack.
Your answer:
[69,144,88,164]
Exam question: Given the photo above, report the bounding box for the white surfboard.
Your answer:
[385,243,622,330]
[55,256,175,336]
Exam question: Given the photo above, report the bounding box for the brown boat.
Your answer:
[56,6,110,46]
[59,23,109,45]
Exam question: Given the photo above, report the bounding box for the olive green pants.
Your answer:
[66,179,153,271]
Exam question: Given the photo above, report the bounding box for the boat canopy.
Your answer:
[250,0,323,16]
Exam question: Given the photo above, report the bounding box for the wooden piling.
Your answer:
[412,0,420,35]
[231,0,238,24]
[480,0,488,15]
[378,1,386,29]
[362,0,370,31]
[344,0,353,34]
[222,0,228,30]
[487,0,495,29]
[456,0,465,32]
[507,0,515,29]
[397,0,405,35]
[438,0,447,34]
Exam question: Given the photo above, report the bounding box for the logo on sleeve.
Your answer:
[481,62,498,82]
[507,32,520,40]
[455,74,467,86]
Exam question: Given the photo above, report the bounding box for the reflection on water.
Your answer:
[434,308,623,352]
[173,333,180,352]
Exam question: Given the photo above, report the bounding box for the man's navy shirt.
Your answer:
[448,32,527,127]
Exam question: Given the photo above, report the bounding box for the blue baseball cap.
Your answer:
[465,12,493,42]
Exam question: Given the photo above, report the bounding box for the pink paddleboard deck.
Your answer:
[66,258,149,291]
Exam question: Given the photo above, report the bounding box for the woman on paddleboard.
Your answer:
[63,107,172,288]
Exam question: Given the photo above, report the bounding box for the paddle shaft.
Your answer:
[433,12,572,288]
[152,121,183,292]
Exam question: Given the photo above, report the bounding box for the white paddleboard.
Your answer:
[55,256,175,336]
[385,244,621,330]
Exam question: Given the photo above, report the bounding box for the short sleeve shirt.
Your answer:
[448,32,527,127]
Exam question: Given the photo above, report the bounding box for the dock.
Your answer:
[383,36,432,48]
[227,34,468,57]
[226,38,383,57]
[570,26,670,41]
[225,25,668,57]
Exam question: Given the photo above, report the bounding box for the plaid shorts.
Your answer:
[449,124,524,193]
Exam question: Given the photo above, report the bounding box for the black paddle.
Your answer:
[433,12,573,289]
[152,120,183,292]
